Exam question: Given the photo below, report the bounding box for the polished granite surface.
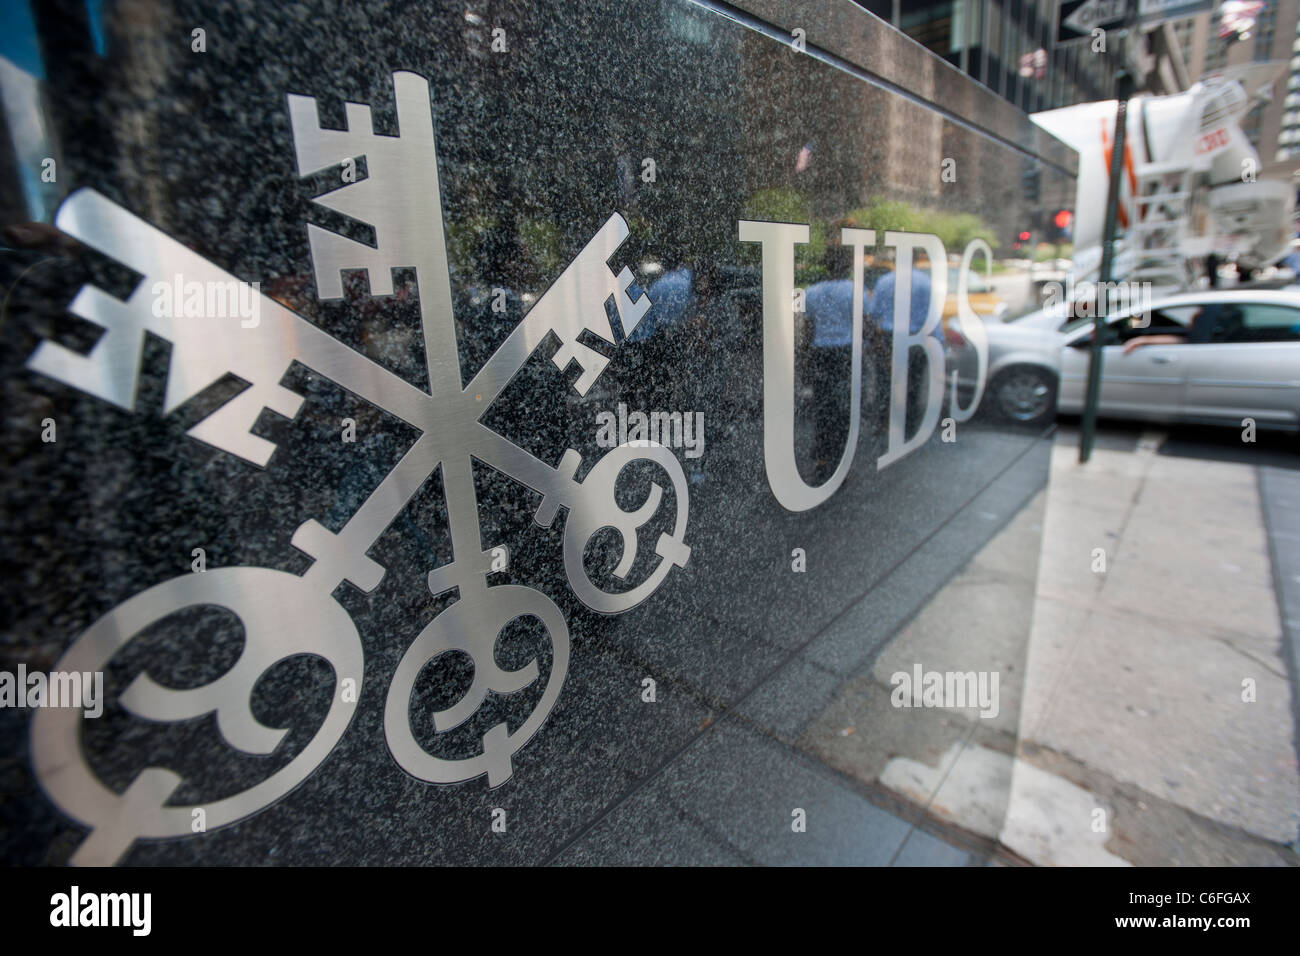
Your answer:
[0,0,1064,864]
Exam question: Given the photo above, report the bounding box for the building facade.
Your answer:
[874,1,1300,188]
[855,0,1125,112]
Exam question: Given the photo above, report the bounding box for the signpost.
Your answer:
[1080,64,1132,464]
[1055,0,1210,462]
[1065,0,1130,463]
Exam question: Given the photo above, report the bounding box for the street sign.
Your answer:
[1055,0,1213,46]
[1056,0,1130,44]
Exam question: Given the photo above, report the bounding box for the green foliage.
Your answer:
[741,193,1000,280]
[1034,241,1072,262]
[843,201,999,252]
[445,213,497,273]
[742,187,826,267]
[518,218,562,274]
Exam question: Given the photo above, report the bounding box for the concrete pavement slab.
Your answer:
[878,741,1131,866]
[1020,434,1300,850]
[1026,605,1298,843]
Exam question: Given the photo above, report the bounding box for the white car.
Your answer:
[956,289,1300,429]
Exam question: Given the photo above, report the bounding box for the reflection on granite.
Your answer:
[1,0,1061,864]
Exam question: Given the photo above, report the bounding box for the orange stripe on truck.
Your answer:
[1100,117,1130,229]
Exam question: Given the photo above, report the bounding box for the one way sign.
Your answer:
[1055,0,1131,44]
[1056,0,1213,46]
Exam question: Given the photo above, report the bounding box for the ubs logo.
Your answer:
[740,223,992,511]
[28,71,690,864]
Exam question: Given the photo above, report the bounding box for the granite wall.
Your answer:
[0,0,1074,865]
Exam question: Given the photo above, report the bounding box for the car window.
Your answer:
[1063,313,1126,345]
[1127,307,1195,335]
[1062,305,1191,340]
[1206,304,1300,343]
[1152,305,1200,325]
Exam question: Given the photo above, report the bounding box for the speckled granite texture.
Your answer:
[0,0,1064,864]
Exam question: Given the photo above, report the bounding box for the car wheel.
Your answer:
[990,365,1057,425]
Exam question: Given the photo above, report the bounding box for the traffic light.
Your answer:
[1022,165,1041,204]
[1049,209,1073,242]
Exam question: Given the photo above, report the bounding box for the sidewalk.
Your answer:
[1020,426,1300,863]
[855,425,1300,865]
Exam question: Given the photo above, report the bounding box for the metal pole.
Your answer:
[1079,19,1134,464]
